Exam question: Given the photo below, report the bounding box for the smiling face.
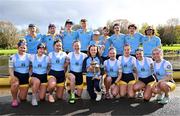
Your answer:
[152,49,163,61]
[66,23,72,31]
[81,21,87,29]
[29,27,36,34]
[108,48,116,60]
[54,41,62,52]
[114,25,120,34]
[49,27,56,34]
[128,26,136,35]
[37,47,45,56]
[146,29,153,36]
[18,44,27,54]
[89,46,98,57]
[136,50,143,60]
[73,41,81,52]
[102,28,109,36]
[124,45,131,57]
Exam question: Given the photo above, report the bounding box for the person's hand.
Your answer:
[88,65,94,72]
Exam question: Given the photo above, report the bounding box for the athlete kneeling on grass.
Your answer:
[104,47,121,99]
[66,40,87,103]
[152,48,176,104]
[29,43,49,106]
[47,40,68,102]
[9,40,31,107]
[133,48,156,101]
[118,44,137,98]
[82,45,104,101]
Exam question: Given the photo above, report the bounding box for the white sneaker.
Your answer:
[31,95,38,106]
[96,92,102,101]
[158,96,169,104]
[156,93,164,101]
[48,94,55,103]
[136,91,143,98]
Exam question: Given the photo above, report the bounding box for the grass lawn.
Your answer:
[0,49,17,55]
[0,45,179,55]
[162,46,180,51]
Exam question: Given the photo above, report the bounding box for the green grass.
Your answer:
[162,46,180,51]
[0,45,179,55]
[0,49,17,55]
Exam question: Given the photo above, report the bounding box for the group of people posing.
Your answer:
[9,19,176,107]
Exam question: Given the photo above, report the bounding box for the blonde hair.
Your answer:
[152,48,163,58]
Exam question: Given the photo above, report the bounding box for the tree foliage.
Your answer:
[0,21,18,49]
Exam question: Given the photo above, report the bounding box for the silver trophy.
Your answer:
[90,60,100,80]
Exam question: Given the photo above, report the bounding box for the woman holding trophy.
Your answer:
[82,45,104,101]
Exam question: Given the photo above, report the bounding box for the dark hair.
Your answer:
[37,43,46,50]
[128,24,137,29]
[113,23,120,29]
[108,47,116,53]
[103,26,109,30]
[135,47,144,52]
[124,43,131,48]
[145,26,155,35]
[72,40,81,46]
[53,39,62,46]
[87,45,101,58]
[80,19,87,23]
[48,24,56,29]
[28,24,36,28]
[65,19,73,26]
[17,39,26,47]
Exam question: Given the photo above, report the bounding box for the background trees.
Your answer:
[0,21,18,49]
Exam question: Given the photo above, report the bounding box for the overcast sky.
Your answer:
[0,0,179,33]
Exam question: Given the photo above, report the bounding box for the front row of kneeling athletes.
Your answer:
[9,39,176,107]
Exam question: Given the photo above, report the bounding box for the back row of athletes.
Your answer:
[9,38,176,107]
[25,19,161,59]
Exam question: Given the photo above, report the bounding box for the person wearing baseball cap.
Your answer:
[61,19,78,54]
[89,30,104,55]
[25,24,43,54]
[42,23,62,53]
